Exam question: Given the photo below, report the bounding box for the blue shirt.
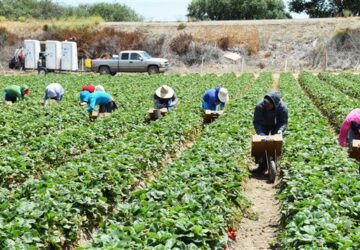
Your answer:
[86,92,112,112]
[202,87,225,111]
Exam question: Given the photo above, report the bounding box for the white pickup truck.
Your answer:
[91,50,169,75]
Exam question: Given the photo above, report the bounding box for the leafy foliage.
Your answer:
[0,73,254,248]
[278,73,360,249]
[89,73,274,249]
[187,0,290,20]
[319,72,360,99]
[289,0,360,17]
[298,72,357,129]
[0,0,141,21]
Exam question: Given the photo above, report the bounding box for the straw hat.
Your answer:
[218,87,229,103]
[155,85,175,99]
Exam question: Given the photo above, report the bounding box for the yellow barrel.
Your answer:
[85,58,92,68]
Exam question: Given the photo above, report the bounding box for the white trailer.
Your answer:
[45,40,62,71]
[24,40,41,70]
[61,41,78,71]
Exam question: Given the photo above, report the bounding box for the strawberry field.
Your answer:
[0,72,359,249]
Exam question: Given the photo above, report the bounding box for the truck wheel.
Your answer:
[148,65,159,75]
[99,66,110,75]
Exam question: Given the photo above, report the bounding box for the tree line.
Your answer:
[0,0,141,21]
[187,0,360,20]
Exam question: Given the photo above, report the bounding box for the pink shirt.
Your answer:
[339,109,360,147]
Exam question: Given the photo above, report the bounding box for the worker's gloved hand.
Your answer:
[259,132,266,136]
[277,130,283,135]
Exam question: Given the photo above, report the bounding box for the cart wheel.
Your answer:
[38,68,47,75]
[268,160,277,183]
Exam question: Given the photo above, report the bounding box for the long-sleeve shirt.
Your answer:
[3,85,24,101]
[44,83,64,105]
[86,92,112,112]
[153,94,178,109]
[202,87,225,111]
[253,91,288,135]
[339,109,360,147]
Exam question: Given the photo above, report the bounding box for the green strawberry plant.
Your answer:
[298,72,357,129]
[86,73,273,249]
[318,73,360,99]
[278,73,360,249]
[0,73,254,248]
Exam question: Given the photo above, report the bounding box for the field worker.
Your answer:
[202,86,229,111]
[95,85,105,92]
[44,83,64,105]
[80,85,95,103]
[84,91,117,113]
[339,109,360,147]
[3,84,29,103]
[153,85,178,111]
[252,91,288,174]
[253,91,288,136]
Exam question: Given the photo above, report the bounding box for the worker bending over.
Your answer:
[44,83,64,105]
[339,109,360,147]
[153,85,178,111]
[202,86,229,111]
[3,84,29,103]
[82,91,117,114]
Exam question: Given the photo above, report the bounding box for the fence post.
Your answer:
[201,56,204,74]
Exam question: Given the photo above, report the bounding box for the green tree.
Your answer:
[0,0,141,21]
[289,0,360,17]
[77,3,142,21]
[187,0,290,20]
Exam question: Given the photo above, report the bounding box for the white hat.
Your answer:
[47,88,56,98]
[155,85,175,99]
[218,87,229,103]
[95,85,105,92]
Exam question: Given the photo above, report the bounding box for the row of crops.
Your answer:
[0,72,359,249]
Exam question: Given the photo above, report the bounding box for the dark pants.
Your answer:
[4,94,17,103]
[100,100,117,113]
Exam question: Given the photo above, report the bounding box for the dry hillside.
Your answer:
[0,17,360,73]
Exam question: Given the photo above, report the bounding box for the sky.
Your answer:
[57,0,308,21]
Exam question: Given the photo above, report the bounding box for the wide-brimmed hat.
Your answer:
[155,85,175,99]
[218,87,229,103]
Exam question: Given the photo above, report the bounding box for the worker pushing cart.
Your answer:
[251,91,288,181]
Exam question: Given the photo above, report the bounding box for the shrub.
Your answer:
[170,33,193,55]
[217,36,231,50]
[177,22,187,30]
